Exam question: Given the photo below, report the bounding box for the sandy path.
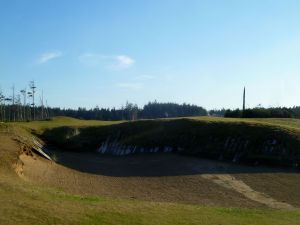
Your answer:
[201,174,294,209]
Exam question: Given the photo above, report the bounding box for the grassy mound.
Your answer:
[40,117,300,167]
[0,117,300,224]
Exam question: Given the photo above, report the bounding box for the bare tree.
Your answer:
[39,90,45,120]
[4,97,12,122]
[28,81,36,120]
[0,81,50,122]
[45,100,50,119]
[15,94,22,121]
[0,90,5,122]
[11,85,16,121]
[20,88,27,121]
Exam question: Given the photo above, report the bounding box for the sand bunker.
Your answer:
[16,150,299,209]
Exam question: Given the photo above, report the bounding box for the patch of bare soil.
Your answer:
[201,174,293,209]
[234,172,300,208]
[0,134,22,177]
[17,150,300,208]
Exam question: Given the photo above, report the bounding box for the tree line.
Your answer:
[1,82,300,121]
[47,101,208,121]
[46,105,300,120]
[0,81,49,122]
[0,81,208,122]
[224,107,300,118]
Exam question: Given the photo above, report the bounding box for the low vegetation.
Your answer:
[40,117,300,168]
[224,107,296,118]
[0,116,300,225]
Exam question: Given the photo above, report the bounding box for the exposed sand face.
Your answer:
[17,150,298,209]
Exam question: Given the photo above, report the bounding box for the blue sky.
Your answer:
[1,0,300,109]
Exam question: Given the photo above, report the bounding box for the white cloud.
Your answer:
[37,51,62,64]
[113,55,135,70]
[78,53,135,70]
[116,82,143,90]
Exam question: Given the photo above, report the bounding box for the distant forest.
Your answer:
[223,107,300,118]
[47,101,208,121]
[2,101,300,122]
[0,99,208,122]
[1,81,300,121]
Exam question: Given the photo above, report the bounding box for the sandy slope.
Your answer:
[17,150,299,209]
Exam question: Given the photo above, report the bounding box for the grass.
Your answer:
[14,116,300,132]
[1,175,300,225]
[190,116,300,133]
[37,117,300,167]
[1,116,300,225]
[13,116,121,134]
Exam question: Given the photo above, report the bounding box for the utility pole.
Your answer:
[242,86,246,114]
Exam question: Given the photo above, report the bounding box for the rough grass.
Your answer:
[13,116,300,135]
[1,175,300,225]
[13,116,120,134]
[1,116,300,225]
[39,117,300,167]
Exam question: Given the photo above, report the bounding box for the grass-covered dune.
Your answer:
[40,117,300,168]
[0,116,300,225]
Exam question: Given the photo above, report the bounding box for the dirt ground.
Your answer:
[17,150,300,209]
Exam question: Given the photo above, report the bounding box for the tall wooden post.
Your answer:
[243,86,246,113]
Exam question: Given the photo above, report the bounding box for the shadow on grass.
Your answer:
[41,118,300,177]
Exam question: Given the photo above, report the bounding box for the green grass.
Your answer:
[10,116,300,138]
[190,116,300,132]
[37,116,300,167]
[14,116,300,133]
[1,116,300,225]
[13,116,121,134]
[1,175,299,225]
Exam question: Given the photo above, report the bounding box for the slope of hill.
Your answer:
[40,117,300,168]
[0,117,300,225]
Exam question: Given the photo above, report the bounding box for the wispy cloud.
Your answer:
[37,51,62,64]
[78,53,135,70]
[116,82,143,90]
[134,74,154,81]
[113,55,135,70]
